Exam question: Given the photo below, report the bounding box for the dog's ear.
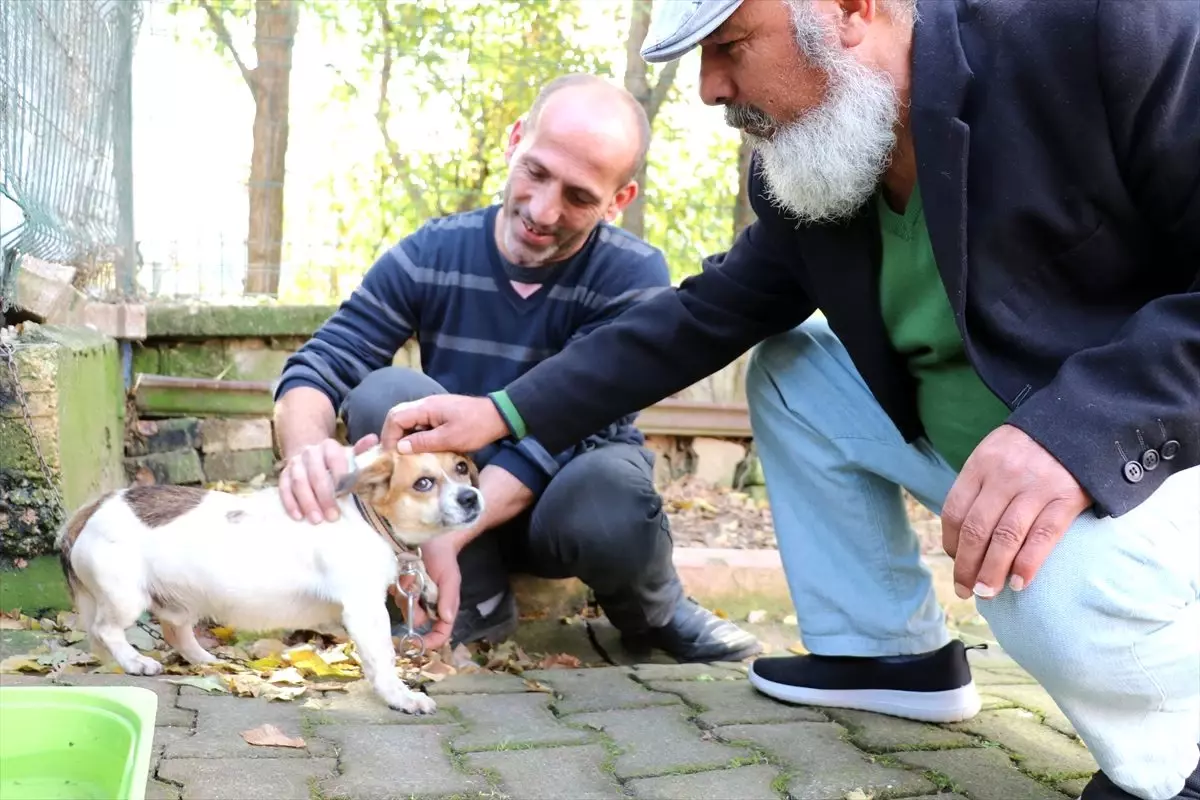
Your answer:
[465,457,480,488]
[335,453,394,503]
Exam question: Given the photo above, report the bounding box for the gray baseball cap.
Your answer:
[640,0,744,63]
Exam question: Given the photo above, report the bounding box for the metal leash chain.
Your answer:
[1,338,64,512]
[394,559,426,659]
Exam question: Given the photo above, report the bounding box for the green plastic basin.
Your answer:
[0,685,159,800]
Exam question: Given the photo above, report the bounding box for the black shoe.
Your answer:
[620,597,763,663]
[1080,747,1200,800]
[748,639,982,723]
[393,588,519,648]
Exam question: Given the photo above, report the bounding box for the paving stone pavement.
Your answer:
[1,645,1101,799]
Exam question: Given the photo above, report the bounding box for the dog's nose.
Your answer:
[457,488,479,511]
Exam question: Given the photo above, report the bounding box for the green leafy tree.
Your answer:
[318,0,611,290]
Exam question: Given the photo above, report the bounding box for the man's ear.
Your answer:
[605,181,639,222]
[504,118,526,164]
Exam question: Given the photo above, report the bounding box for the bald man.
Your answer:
[271,74,762,664]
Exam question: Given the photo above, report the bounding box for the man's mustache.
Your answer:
[724,104,778,137]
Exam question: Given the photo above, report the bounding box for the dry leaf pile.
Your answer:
[660,477,777,550]
[0,609,587,701]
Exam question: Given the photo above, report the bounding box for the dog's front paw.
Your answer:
[385,687,437,715]
[124,655,165,676]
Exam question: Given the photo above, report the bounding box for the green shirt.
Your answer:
[876,184,1011,471]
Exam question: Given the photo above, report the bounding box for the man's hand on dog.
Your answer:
[381,395,509,455]
[279,434,378,523]
[942,424,1092,601]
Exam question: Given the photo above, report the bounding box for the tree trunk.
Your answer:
[243,0,298,296]
[621,0,678,239]
[732,135,756,240]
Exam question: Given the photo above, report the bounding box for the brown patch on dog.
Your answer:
[59,492,113,595]
[123,484,209,528]
[461,456,480,488]
[226,509,247,523]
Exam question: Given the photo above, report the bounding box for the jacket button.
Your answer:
[1161,440,1180,460]
[1141,449,1160,471]
[1123,460,1144,483]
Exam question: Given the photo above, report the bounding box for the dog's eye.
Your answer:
[455,461,469,475]
[413,477,435,492]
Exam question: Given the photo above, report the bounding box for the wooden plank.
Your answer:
[130,372,753,437]
[132,374,274,417]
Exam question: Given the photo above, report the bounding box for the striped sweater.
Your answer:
[274,204,672,495]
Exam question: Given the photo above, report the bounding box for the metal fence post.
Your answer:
[114,0,137,300]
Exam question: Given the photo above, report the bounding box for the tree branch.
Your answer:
[374,0,430,219]
[646,59,679,122]
[197,0,257,94]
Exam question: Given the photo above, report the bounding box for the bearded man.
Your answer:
[374,2,1200,798]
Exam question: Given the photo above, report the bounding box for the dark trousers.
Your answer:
[340,367,685,633]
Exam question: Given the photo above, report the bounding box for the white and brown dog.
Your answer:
[55,444,483,715]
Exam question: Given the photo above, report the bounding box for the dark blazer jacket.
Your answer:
[504,0,1200,518]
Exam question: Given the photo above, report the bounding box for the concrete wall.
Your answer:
[0,324,125,559]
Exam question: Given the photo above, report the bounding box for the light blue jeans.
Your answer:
[746,318,1200,800]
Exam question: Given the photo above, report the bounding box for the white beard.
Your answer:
[743,4,903,224]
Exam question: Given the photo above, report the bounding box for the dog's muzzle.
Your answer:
[443,486,484,527]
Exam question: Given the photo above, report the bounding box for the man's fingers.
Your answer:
[287,458,323,524]
[352,433,378,454]
[422,619,453,653]
[1008,500,1075,591]
[305,447,339,522]
[949,481,1010,599]
[972,496,1041,598]
[438,569,461,625]
[381,400,434,453]
[278,467,301,521]
[940,470,981,561]
[396,428,451,456]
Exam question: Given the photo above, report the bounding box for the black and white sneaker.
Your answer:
[748,639,982,723]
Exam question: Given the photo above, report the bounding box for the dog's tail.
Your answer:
[55,492,111,600]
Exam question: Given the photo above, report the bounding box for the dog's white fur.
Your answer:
[56,444,483,715]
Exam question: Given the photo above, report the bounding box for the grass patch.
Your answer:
[922,768,963,794]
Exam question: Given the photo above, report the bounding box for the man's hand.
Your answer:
[941,424,1092,600]
[278,434,378,523]
[381,395,510,455]
[393,534,464,652]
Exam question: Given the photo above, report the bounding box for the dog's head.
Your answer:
[336,445,484,545]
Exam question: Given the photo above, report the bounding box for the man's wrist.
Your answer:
[488,390,527,440]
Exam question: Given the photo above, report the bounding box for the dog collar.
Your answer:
[351,494,418,560]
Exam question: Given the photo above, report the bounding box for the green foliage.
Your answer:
[313,0,611,278]
[164,0,749,301]
[313,0,743,294]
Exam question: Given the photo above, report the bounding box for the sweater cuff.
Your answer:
[487,445,551,497]
[488,390,528,440]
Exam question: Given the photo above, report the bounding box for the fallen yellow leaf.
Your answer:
[0,656,50,674]
[209,626,236,643]
[247,656,284,672]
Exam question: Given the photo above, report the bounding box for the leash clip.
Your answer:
[393,560,426,659]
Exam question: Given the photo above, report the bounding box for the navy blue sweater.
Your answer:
[274,204,672,495]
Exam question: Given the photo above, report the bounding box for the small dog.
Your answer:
[56,444,483,715]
